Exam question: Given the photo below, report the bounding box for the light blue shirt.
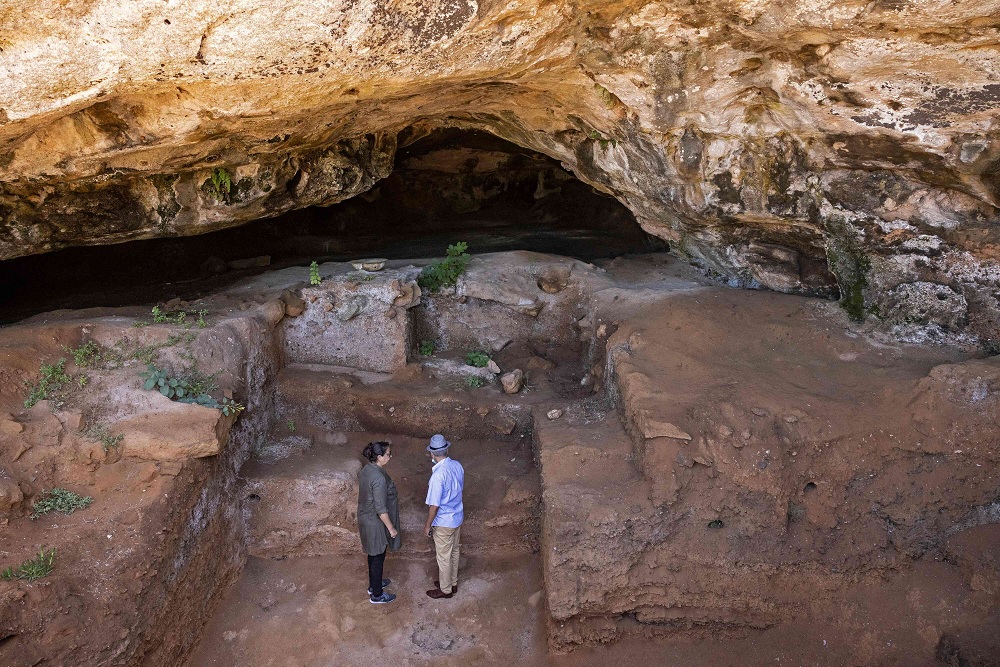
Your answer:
[426,457,464,528]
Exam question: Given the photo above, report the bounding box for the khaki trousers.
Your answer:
[432,525,461,594]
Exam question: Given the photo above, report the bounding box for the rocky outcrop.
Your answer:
[283,266,423,372]
[1,0,999,346]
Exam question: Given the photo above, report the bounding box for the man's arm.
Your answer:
[424,505,439,537]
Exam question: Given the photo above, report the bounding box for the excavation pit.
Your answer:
[1,251,998,667]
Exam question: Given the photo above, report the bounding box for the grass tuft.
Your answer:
[1,548,56,582]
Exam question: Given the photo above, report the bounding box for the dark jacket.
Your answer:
[357,463,401,556]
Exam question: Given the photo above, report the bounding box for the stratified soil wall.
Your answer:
[0,308,282,666]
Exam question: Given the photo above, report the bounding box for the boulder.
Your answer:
[258,299,286,327]
[119,393,236,461]
[501,369,525,394]
[280,290,307,317]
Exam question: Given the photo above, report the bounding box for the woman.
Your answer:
[357,441,401,604]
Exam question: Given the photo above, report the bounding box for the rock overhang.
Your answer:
[0,0,999,346]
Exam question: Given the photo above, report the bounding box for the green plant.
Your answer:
[30,489,93,520]
[179,394,244,416]
[24,359,71,408]
[141,364,191,399]
[1,548,56,582]
[83,422,124,452]
[309,261,321,286]
[417,242,470,293]
[208,168,233,202]
[286,419,296,432]
[151,306,193,326]
[196,309,209,328]
[465,350,490,368]
[418,340,435,356]
[465,376,485,388]
[66,341,100,368]
[140,364,244,415]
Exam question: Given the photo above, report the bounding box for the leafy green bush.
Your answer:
[142,364,193,399]
[465,376,485,388]
[24,359,71,408]
[418,242,470,293]
[465,351,490,368]
[1,548,55,582]
[419,340,435,356]
[309,261,321,286]
[30,489,93,520]
[140,364,244,415]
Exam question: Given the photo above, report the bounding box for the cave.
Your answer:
[0,129,662,324]
[2,1,1000,666]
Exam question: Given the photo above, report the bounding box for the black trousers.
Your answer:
[367,549,387,597]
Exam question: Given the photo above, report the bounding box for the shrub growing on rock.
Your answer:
[140,364,245,415]
[418,242,470,293]
[309,261,321,286]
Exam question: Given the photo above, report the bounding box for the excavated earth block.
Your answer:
[0,304,283,666]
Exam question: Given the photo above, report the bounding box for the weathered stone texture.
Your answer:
[1,0,999,344]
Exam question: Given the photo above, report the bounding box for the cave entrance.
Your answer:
[0,129,663,324]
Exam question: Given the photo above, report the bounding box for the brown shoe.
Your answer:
[426,587,454,599]
[434,581,458,594]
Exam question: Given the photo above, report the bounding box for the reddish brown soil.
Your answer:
[1,253,997,667]
[188,433,545,667]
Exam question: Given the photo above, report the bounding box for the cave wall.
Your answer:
[1,0,999,345]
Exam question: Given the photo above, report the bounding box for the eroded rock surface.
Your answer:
[1,0,999,344]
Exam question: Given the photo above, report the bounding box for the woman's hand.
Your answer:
[388,527,398,539]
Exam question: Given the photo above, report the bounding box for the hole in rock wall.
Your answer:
[0,129,663,324]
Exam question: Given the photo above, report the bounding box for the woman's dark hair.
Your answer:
[362,441,391,463]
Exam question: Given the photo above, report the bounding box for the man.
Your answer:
[424,433,465,599]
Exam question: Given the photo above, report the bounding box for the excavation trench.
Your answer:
[2,251,999,666]
[1,133,999,666]
[184,251,599,666]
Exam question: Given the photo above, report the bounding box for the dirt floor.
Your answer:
[188,433,546,667]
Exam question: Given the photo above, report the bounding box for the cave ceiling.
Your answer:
[0,0,998,343]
